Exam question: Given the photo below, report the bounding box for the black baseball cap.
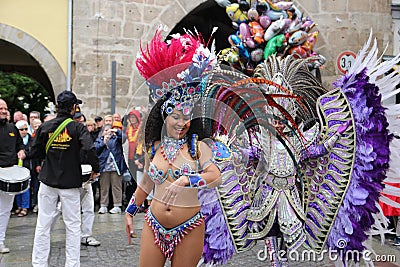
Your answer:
[57,90,82,105]
[73,105,83,119]
[95,116,103,122]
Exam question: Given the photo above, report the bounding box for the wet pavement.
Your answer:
[0,209,399,267]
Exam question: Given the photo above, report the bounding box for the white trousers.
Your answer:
[32,183,81,267]
[0,192,14,245]
[81,183,94,238]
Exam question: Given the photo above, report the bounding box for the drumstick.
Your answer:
[82,173,100,189]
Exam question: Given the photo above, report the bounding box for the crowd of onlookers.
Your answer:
[5,104,149,247]
[9,110,53,217]
[9,105,146,217]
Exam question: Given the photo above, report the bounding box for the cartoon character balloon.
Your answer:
[220,0,325,75]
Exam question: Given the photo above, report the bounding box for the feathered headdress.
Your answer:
[136,26,217,115]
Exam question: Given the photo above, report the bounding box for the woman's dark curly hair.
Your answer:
[144,94,212,157]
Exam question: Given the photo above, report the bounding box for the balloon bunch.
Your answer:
[220,0,325,75]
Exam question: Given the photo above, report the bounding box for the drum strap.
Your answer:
[45,118,73,153]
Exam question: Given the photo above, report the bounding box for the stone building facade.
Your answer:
[72,0,397,118]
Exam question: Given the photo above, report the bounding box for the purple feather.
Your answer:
[327,68,390,255]
[199,188,235,265]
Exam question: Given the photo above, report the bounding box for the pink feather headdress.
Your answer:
[135,27,203,87]
[135,26,217,116]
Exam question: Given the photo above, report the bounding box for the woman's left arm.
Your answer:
[177,141,222,189]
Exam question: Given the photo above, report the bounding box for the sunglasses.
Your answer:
[19,128,28,131]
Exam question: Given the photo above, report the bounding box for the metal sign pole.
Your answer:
[111,60,116,114]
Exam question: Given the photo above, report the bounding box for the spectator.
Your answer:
[31,119,42,138]
[13,111,24,123]
[123,109,141,206]
[112,120,123,131]
[85,118,100,205]
[104,114,113,126]
[94,116,103,138]
[86,118,98,142]
[15,120,39,217]
[125,110,141,194]
[95,124,128,214]
[113,113,122,122]
[77,113,101,247]
[133,117,152,211]
[30,119,42,213]
[28,111,40,134]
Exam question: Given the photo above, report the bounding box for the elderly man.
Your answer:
[28,111,41,134]
[13,110,24,123]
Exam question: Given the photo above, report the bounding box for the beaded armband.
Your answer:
[186,174,207,189]
[323,132,340,151]
[125,195,139,216]
[189,134,198,160]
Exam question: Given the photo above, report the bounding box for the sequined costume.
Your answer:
[246,126,342,251]
[125,27,221,265]
[198,33,400,266]
[145,207,205,260]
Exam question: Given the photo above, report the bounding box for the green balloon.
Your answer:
[264,34,286,59]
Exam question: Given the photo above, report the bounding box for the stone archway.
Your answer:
[0,23,66,100]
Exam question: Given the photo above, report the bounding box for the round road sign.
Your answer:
[337,51,356,74]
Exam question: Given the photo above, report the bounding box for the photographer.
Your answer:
[95,124,128,214]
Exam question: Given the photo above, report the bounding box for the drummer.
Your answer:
[0,98,26,254]
[26,91,100,266]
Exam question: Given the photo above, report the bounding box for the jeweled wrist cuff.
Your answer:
[187,174,207,188]
[125,195,139,216]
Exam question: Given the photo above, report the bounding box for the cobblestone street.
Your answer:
[0,210,399,267]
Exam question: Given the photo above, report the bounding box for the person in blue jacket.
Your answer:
[95,123,128,214]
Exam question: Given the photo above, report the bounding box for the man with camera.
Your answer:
[95,123,128,214]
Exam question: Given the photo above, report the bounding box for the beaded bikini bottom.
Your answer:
[145,208,205,260]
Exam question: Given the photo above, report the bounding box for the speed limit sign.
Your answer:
[337,51,356,74]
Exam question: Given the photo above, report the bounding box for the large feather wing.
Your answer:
[302,88,356,253]
[305,32,400,254]
[199,67,264,265]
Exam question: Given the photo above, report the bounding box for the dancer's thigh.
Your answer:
[139,222,166,267]
[171,223,205,267]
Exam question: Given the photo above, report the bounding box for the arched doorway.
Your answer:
[0,23,67,101]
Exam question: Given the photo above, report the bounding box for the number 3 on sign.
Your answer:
[337,51,356,74]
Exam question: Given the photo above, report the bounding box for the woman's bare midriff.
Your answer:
[149,198,201,229]
[146,143,205,228]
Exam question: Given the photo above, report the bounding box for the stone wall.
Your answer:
[72,0,395,118]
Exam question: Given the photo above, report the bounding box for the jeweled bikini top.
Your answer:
[147,135,199,184]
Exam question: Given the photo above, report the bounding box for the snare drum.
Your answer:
[0,165,31,194]
[81,164,92,182]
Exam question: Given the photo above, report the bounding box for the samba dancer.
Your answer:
[124,29,221,266]
[0,98,25,254]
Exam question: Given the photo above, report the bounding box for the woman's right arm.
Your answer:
[125,153,154,244]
